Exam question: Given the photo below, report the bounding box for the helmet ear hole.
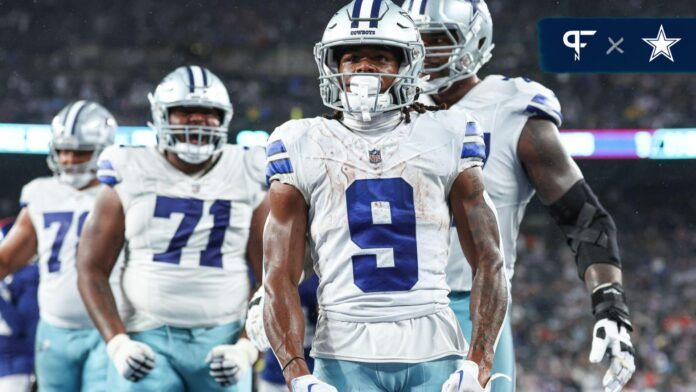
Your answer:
[478,38,486,49]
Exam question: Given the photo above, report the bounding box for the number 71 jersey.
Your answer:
[97,145,266,331]
[266,112,485,324]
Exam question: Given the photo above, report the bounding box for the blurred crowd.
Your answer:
[513,202,695,391]
[2,0,696,132]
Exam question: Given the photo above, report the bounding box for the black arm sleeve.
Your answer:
[547,179,621,280]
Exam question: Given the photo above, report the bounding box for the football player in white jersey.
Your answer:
[76,66,266,392]
[403,1,635,391]
[0,101,120,391]
[263,1,508,391]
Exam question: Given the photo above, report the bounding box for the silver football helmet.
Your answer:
[48,101,117,189]
[148,66,233,164]
[403,0,494,93]
[315,0,425,121]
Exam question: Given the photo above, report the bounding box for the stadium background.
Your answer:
[0,0,694,390]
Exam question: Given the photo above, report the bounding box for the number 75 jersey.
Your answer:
[97,145,266,331]
[20,178,121,329]
[266,112,486,324]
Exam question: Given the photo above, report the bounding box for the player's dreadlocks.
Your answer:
[401,100,448,124]
[323,90,447,124]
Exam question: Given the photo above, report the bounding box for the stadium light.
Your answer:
[2,123,696,159]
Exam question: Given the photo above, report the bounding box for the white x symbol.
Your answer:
[607,37,624,55]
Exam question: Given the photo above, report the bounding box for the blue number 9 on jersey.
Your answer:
[346,178,418,292]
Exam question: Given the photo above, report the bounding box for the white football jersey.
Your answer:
[431,75,563,291]
[267,111,486,362]
[97,145,266,331]
[20,177,122,329]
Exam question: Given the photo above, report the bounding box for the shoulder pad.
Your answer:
[243,145,268,188]
[265,119,317,187]
[20,177,55,208]
[269,118,318,146]
[509,76,563,127]
[428,109,481,138]
[96,145,127,186]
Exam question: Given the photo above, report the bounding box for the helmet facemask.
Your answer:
[148,66,234,165]
[405,0,495,95]
[151,104,229,164]
[418,15,493,94]
[47,143,102,189]
[316,41,424,121]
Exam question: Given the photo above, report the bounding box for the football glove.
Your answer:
[245,286,271,351]
[589,318,635,392]
[106,334,156,382]
[442,360,511,392]
[206,338,258,387]
[291,375,338,392]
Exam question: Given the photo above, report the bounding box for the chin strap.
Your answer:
[60,172,95,189]
[354,79,373,121]
[171,143,214,164]
[342,75,392,122]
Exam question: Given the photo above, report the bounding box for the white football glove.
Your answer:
[206,338,258,387]
[589,318,636,392]
[245,286,271,351]
[291,375,338,392]
[106,334,156,382]
[442,360,511,392]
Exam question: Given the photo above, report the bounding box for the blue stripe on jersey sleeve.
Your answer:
[265,158,294,185]
[465,121,482,136]
[97,160,114,170]
[98,175,119,186]
[531,93,551,106]
[267,140,287,157]
[524,105,563,125]
[526,94,563,125]
[461,142,487,160]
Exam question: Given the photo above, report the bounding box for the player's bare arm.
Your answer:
[517,118,623,289]
[263,181,311,386]
[247,193,270,290]
[450,167,509,386]
[0,209,37,279]
[76,186,126,341]
[518,117,633,391]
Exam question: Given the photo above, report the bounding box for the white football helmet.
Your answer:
[314,0,425,121]
[48,100,117,189]
[148,66,233,164]
[403,0,494,93]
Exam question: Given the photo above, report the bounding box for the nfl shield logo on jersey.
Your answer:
[368,149,382,164]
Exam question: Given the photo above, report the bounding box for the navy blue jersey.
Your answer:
[0,217,40,376]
